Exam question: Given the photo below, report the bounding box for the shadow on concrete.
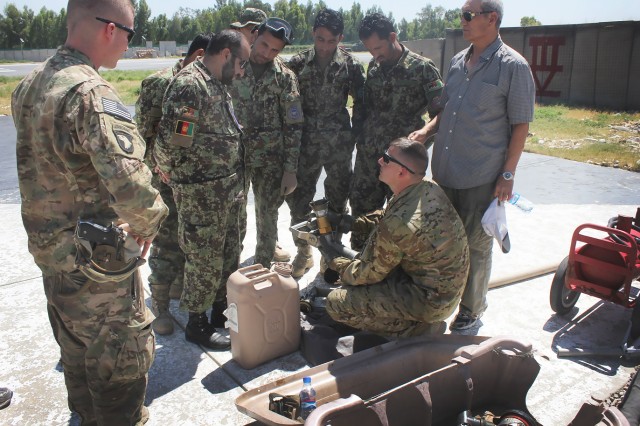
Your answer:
[548,300,633,376]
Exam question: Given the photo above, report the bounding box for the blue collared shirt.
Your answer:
[432,36,535,189]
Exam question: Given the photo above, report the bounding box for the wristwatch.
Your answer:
[501,171,514,181]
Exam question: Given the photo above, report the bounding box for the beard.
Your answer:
[221,58,235,85]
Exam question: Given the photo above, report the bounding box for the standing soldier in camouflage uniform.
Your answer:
[285,9,365,278]
[318,139,469,337]
[230,7,267,45]
[154,30,250,350]
[136,33,213,336]
[230,18,304,267]
[350,13,444,249]
[11,0,168,423]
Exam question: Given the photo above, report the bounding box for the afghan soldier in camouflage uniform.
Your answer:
[136,33,213,336]
[11,0,168,423]
[319,139,469,337]
[350,13,444,249]
[154,31,251,350]
[285,9,365,278]
[230,7,267,45]
[230,18,304,267]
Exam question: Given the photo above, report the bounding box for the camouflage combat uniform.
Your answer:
[326,179,469,337]
[350,46,443,246]
[285,47,365,239]
[154,59,244,313]
[230,57,304,266]
[135,59,185,302]
[11,46,168,424]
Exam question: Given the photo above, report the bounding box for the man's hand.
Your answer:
[118,223,153,258]
[154,166,171,184]
[280,171,297,196]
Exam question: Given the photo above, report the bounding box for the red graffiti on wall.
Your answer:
[529,36,565,97]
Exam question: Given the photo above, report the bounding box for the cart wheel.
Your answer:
[550,256,580,315]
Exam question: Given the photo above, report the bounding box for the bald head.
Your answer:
[389,138,428,177]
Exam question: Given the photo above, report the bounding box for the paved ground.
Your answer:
[1,111,640,425]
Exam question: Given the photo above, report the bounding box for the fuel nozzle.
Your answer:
[310,198,332,235]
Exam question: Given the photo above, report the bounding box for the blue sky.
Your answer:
[3,0,640,28]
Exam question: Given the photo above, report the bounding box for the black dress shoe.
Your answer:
[186,312,230,350]
[0,387,13,410]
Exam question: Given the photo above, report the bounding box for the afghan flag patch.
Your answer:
[175,120,195,137]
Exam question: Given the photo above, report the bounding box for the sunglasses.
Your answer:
[95,16,135,43]
[382,150,415,174]
[460,10,493,22]
[261,18,292,44]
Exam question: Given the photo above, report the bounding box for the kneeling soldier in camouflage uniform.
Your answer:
[136,33,213,335]
[319,139,469,337]
[154,31,251,350]
[12,0,168,422]
[285,9,365,278]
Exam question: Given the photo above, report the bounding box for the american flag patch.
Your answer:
[102,98,133,122]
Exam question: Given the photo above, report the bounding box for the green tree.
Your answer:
[134,0,152,46]
[520,16,541,27]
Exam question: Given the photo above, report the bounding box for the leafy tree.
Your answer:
[134,0,152,46]
[520,16,541,27]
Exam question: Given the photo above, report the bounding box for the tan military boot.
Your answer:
[273,242,291,262]
[152,301,174,335]
[169,283,183,300]
[150,283,174,334]
[291,245,314,278]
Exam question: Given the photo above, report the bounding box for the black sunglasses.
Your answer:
[95,17,135,43]
[460,10,493,22]
[382,150,415,174]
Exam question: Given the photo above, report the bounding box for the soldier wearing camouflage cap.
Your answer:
[230,17,304,268]
[135,32,214,336]
[285,9,366,278]
[319,138,469,337]
[349,13,444,249]
[230,7,267,44]
[154,30,251,350]
[11,0,168,423]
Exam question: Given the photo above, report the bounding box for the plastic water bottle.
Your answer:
[299,376,317,420]
[508,192,534,212]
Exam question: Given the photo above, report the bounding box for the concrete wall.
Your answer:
[441,21,640,110]
[402,39,445,72]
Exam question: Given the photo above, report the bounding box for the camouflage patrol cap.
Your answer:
[230,8,267,29]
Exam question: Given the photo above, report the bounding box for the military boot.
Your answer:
[185,312,231,350]
[273,242,291,262]
[150,284,174,335]
[291,245,314,278]
[169,283,183,300]
[210,300,228,329]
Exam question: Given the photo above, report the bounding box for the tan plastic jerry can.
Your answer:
[225,263,301,369]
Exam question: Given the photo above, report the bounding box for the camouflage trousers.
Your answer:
[286,130,354,247]
[326,269,457,337]
[43,269,153,425]
[349,141,392,248]
[241,162,285,267]
[148,173,184,302]
[173,174,242,313]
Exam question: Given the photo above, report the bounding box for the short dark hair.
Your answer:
[187,32,214,57]
[391,138,428,176]
[205,29,244,56]
[313,8,344,36]
[358,13,395,40]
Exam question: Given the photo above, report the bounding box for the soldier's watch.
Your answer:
[501,171,514,181]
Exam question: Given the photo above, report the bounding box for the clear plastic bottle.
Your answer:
[508,192,534,212]
[299,376,317,420]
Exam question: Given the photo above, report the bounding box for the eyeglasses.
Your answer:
[238,59,249,70]
[260,17,292,44]
[460,10,493,22]
[95,17,135,43]
[382,150,415,174]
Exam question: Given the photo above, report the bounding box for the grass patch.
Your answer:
[527,104,640,172]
